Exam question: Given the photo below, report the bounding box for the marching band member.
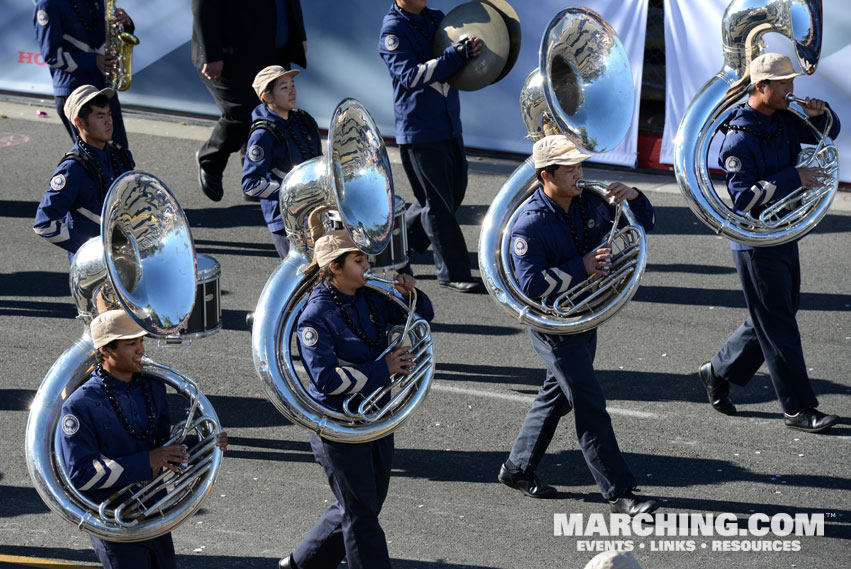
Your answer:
[59,310,228,568]
[497,135,661,516]
[279,231,433,569]
[378,0,485,292]
[241,65,321,259]
[33,0,133,148]
[33,85,135,262]
[699,53,841,432]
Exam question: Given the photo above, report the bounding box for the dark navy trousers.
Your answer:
[507,329,636,500]
[399,137,472,283]
[90,533,175,569]
[712,242,818,415]
[293,433,394,569]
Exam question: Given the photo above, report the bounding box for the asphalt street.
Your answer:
[0,98,849,569]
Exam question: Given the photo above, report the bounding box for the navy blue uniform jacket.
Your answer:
[297,282,434,413]
[719,102,841,251]
[241,104,321,232]
[33,0,135,96]
[510,187,655,306]
[59,368,171,503]
[34,141,134,255]
[378,3,466,144]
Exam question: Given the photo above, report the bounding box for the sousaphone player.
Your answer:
[698,52,841,433]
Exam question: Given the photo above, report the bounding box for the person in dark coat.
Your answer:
[191,0,307,201]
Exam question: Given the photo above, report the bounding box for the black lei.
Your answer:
[100,367,157,441]
[327,284,384,347]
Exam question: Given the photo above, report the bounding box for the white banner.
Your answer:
[2,0,647,168]
[661,0,851,183]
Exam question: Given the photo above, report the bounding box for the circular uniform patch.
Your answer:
[725,156,742,173]
[37,10,49,26]
[301,326,318,347]
[50,174,66,191]
[384,34,399,51]
[513,237,528,257]
[247,144,264,163]
[61,414,80,436]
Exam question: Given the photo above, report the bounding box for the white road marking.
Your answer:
[431,383,659,419]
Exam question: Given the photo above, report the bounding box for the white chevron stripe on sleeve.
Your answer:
[760,181,777,204]
[98,456,125,488]
[62,34,97,53]
[342,367,369,394]
[742,184,763,212]
[63,51,78,73]
[50,47,66,69]
[76,207,101,224]
[271,168,287,179]
[423,59,438,83]
[78,459,106,491]
[246,179,280,199]
[410,62,427,88]
[328,369,352,395]
[540,272,557,298]
[35,220,70,243]
[551,268,572,294]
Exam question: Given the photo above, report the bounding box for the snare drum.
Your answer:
[368,196,408,274]
[183,253,222,339]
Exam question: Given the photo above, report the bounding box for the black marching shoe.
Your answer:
[196,150,224,202]
[438,279,485,294]
[498,464,557,499]
[698,362,737,416]
[609,490,659,517]
[279,555,298,569]
[784,408,839,433]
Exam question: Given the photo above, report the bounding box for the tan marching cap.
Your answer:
[532,135,591,169]
[750,53,802,84]
[63,84,114,121]
[582,551,644,569]
[252,65,300,100]
[308,230,363,271]
[90,309,147,349]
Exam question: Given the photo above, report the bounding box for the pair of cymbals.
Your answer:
[433,0,522,91]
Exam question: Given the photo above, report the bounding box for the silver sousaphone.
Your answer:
[479,8,648,334]
[25,171,223,542]
[673,0,837,246]
[251,99,435,443]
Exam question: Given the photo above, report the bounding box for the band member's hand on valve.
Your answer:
[800,97,827,118]
[149,444,190,474]
[797,166,829,188]
[393,274,417,298]
[385,347,416,376]
[215,432,228,452]
[584,247,613,276]
[605,182,639,204]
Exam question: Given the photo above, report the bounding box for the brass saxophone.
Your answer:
[104,0,139,91]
